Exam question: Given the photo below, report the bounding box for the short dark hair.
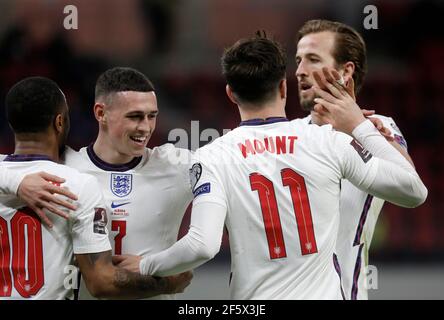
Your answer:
[222,31,287,105]
[297,19,367,94]
[6,77,66,133]
[95,67,155,101]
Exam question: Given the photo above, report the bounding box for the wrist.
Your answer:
[351,119,379,140]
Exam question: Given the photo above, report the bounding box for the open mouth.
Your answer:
[300,83,313,91]
[130,136,148,145]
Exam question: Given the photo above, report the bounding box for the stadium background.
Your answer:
[0,0,442,299]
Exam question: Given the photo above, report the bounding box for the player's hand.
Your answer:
[366,116,394,141]
[112,254,141,273]
[162,271,193,294]
[17,172,78,228]
[312,67,366,135]
[314,67,356,101]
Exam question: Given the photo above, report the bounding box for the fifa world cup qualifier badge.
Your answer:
[350,139,373,163]
[93,208,108,234]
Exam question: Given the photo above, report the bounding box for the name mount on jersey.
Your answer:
[238,136,298,159]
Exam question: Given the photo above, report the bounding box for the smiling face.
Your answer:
[101,91,158,160]
[295,31,339,111]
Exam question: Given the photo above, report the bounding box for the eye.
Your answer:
[127,115,143,120]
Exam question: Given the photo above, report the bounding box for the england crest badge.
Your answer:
[110,173,133,197]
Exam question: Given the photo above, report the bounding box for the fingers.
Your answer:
[36,171,78,201]
[312,70,328,91]
[362,109,376,117]
[322,67,340,86]
[41,201,70,219]
[38,172,66,184]
[314,97,336,112]
[368,117,383,130]
[312,86,339,105]
[331,69,343,83]
[112,255,126,265]
[313,69,345,101]
[45,194,77,211]
[381,127,394,141]
[367,117,394,140]
[321,68,347,97]
[47,185,78,203]
[32,206,54,228]
[346,76,356,100]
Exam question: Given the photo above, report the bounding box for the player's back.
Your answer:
[0,155,109,300]
[194,118,349,299]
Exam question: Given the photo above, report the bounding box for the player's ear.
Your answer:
[94,103,106,124]
[341,61,355,85]
[279,78,287,100]
[54,114,64,134]
[226,85,238,105]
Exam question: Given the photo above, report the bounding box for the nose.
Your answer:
[137,116,151,133]
[295,60,308,80]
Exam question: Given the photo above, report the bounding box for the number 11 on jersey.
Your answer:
[250,168,318,260]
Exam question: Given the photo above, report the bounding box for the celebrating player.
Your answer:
[0,77,192,299]
[294,19,414,299]
[4,67,194,300]
[115,33,427,299]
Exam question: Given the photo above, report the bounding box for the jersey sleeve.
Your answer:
[71,175,112,254]
[0,166,26,196]
[370,115,408,150]
[189,150,228,209]
[335,120,427,208]
[334,132,380,191]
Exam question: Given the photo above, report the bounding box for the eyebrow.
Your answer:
[125,110,159,116]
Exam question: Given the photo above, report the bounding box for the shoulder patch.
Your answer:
[394,134,408,150]
[93,208,108,234]
[193,182,211,198]
[189,163,202,190]
[350,139,373,163]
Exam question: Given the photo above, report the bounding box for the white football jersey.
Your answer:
[300,114,407,300]
[335,115,407,300]
[63,144,193,300]
[0,155,111,300]
[191,117,381,299]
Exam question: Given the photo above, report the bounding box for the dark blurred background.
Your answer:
[0,0,443,298]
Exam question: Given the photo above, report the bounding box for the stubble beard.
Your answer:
[300,96,316,112]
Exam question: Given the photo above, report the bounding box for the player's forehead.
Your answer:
[111,91,158,113]
[296,31,336,58]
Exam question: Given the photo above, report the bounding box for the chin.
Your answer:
[132,148,146,157]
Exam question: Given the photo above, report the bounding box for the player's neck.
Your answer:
[309,111,327,126]
[93,136,134,164]
[238,101,286,122]
[14,137,60,162]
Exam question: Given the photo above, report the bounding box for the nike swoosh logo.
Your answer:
[111,202,130,209]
